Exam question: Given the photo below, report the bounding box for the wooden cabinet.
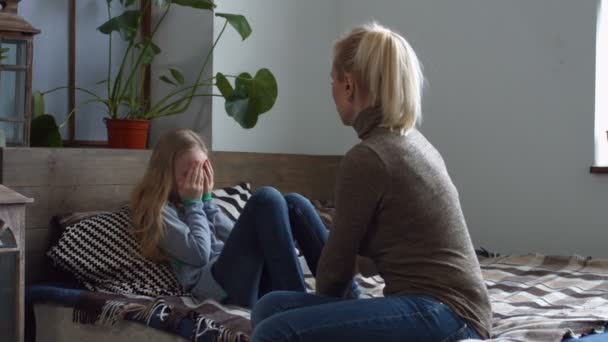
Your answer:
[0,185,33,342]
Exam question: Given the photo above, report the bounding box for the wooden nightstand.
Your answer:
[0,185,33,342]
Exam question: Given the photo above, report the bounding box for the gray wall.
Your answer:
[337,0,608,257]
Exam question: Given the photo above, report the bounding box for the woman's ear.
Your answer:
[344,72,353,91]
[343,72,355,101]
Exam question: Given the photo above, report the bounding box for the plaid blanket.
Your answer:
[63,254,608,342]
[478,254,608,342]
[70,290,252,342]
[65,271,384,342]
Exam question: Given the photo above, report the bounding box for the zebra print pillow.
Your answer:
[46,183,253,296]
[211,182,252,222]
[47,208,185,297]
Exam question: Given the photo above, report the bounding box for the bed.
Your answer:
[1,147,607,342]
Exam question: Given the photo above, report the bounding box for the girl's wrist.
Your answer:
[202,193,213,203]
[182,198,203,206]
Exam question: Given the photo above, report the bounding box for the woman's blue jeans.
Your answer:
[251,291,482,342]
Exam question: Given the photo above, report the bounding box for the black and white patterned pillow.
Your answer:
[47,208,185,297]
[212,182,252,222]
[46,183,253,297]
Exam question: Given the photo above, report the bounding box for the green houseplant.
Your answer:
[34,0,277,148]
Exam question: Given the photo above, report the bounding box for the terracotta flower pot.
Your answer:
[105,118,150,149]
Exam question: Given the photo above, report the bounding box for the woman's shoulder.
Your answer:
[344,142,382,164]
[341,143,388,178]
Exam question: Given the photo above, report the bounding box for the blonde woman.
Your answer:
[251,23,491,341]
[130,129,359,308]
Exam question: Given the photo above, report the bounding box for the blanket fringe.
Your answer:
[72,308,98,325]
[74,295,249,342]
[132,297,169,325]
[97,300,147,327]
[193,315,246,342]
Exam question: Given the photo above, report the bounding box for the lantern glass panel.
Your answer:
[0,69,26,118]
[0,40,26,66]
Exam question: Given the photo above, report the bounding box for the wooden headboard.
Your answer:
[0,147,342,284]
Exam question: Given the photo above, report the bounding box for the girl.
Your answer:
[130,129,359,308]
[251,23,492,342]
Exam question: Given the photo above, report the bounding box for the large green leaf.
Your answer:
[215,72,233,98]
[160,75,176,86]
[234,72,253,92]
[226,89,257,128]
[30,115,63,147]
[216,13,252,41]
[171,0,216,10]
[169,98,187,112]
[251,68,278,114]
[221,69,278,128]
[136,40,161,65]
[98,10,141,42]
[33,91,45,118]
[170,68,185,85]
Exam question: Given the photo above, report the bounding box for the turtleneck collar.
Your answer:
[353,106,384,139]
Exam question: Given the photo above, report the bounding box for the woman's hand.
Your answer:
[203,160,214,194]
[179,162,205,202]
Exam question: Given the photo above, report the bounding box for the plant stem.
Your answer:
[41,86,71,95]
[138,0,152,114]
[148,93,223,118]
[131,42,136,113]
[147,79,214,114]
[58,98,107,128]
[42,86,106,102]
[138,69,146,114]
[154,93,221,115]
[107,2,112,100]
[116,3,171,111]
[169,20,228,115]
[110,42,133,117]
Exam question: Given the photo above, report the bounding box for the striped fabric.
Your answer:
[477,254,608,341]
[212,183,252,222]
[302,254,608,341]
[59,250,608,342]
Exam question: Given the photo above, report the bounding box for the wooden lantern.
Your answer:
[0,185,33,342]
[0,0,40,146]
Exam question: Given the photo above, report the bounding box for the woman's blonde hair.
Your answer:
[333,22,424,131]
[130,129,208,261]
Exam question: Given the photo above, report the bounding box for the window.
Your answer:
[595,0,608,167]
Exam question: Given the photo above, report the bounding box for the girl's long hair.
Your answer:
[130,129,208,261]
